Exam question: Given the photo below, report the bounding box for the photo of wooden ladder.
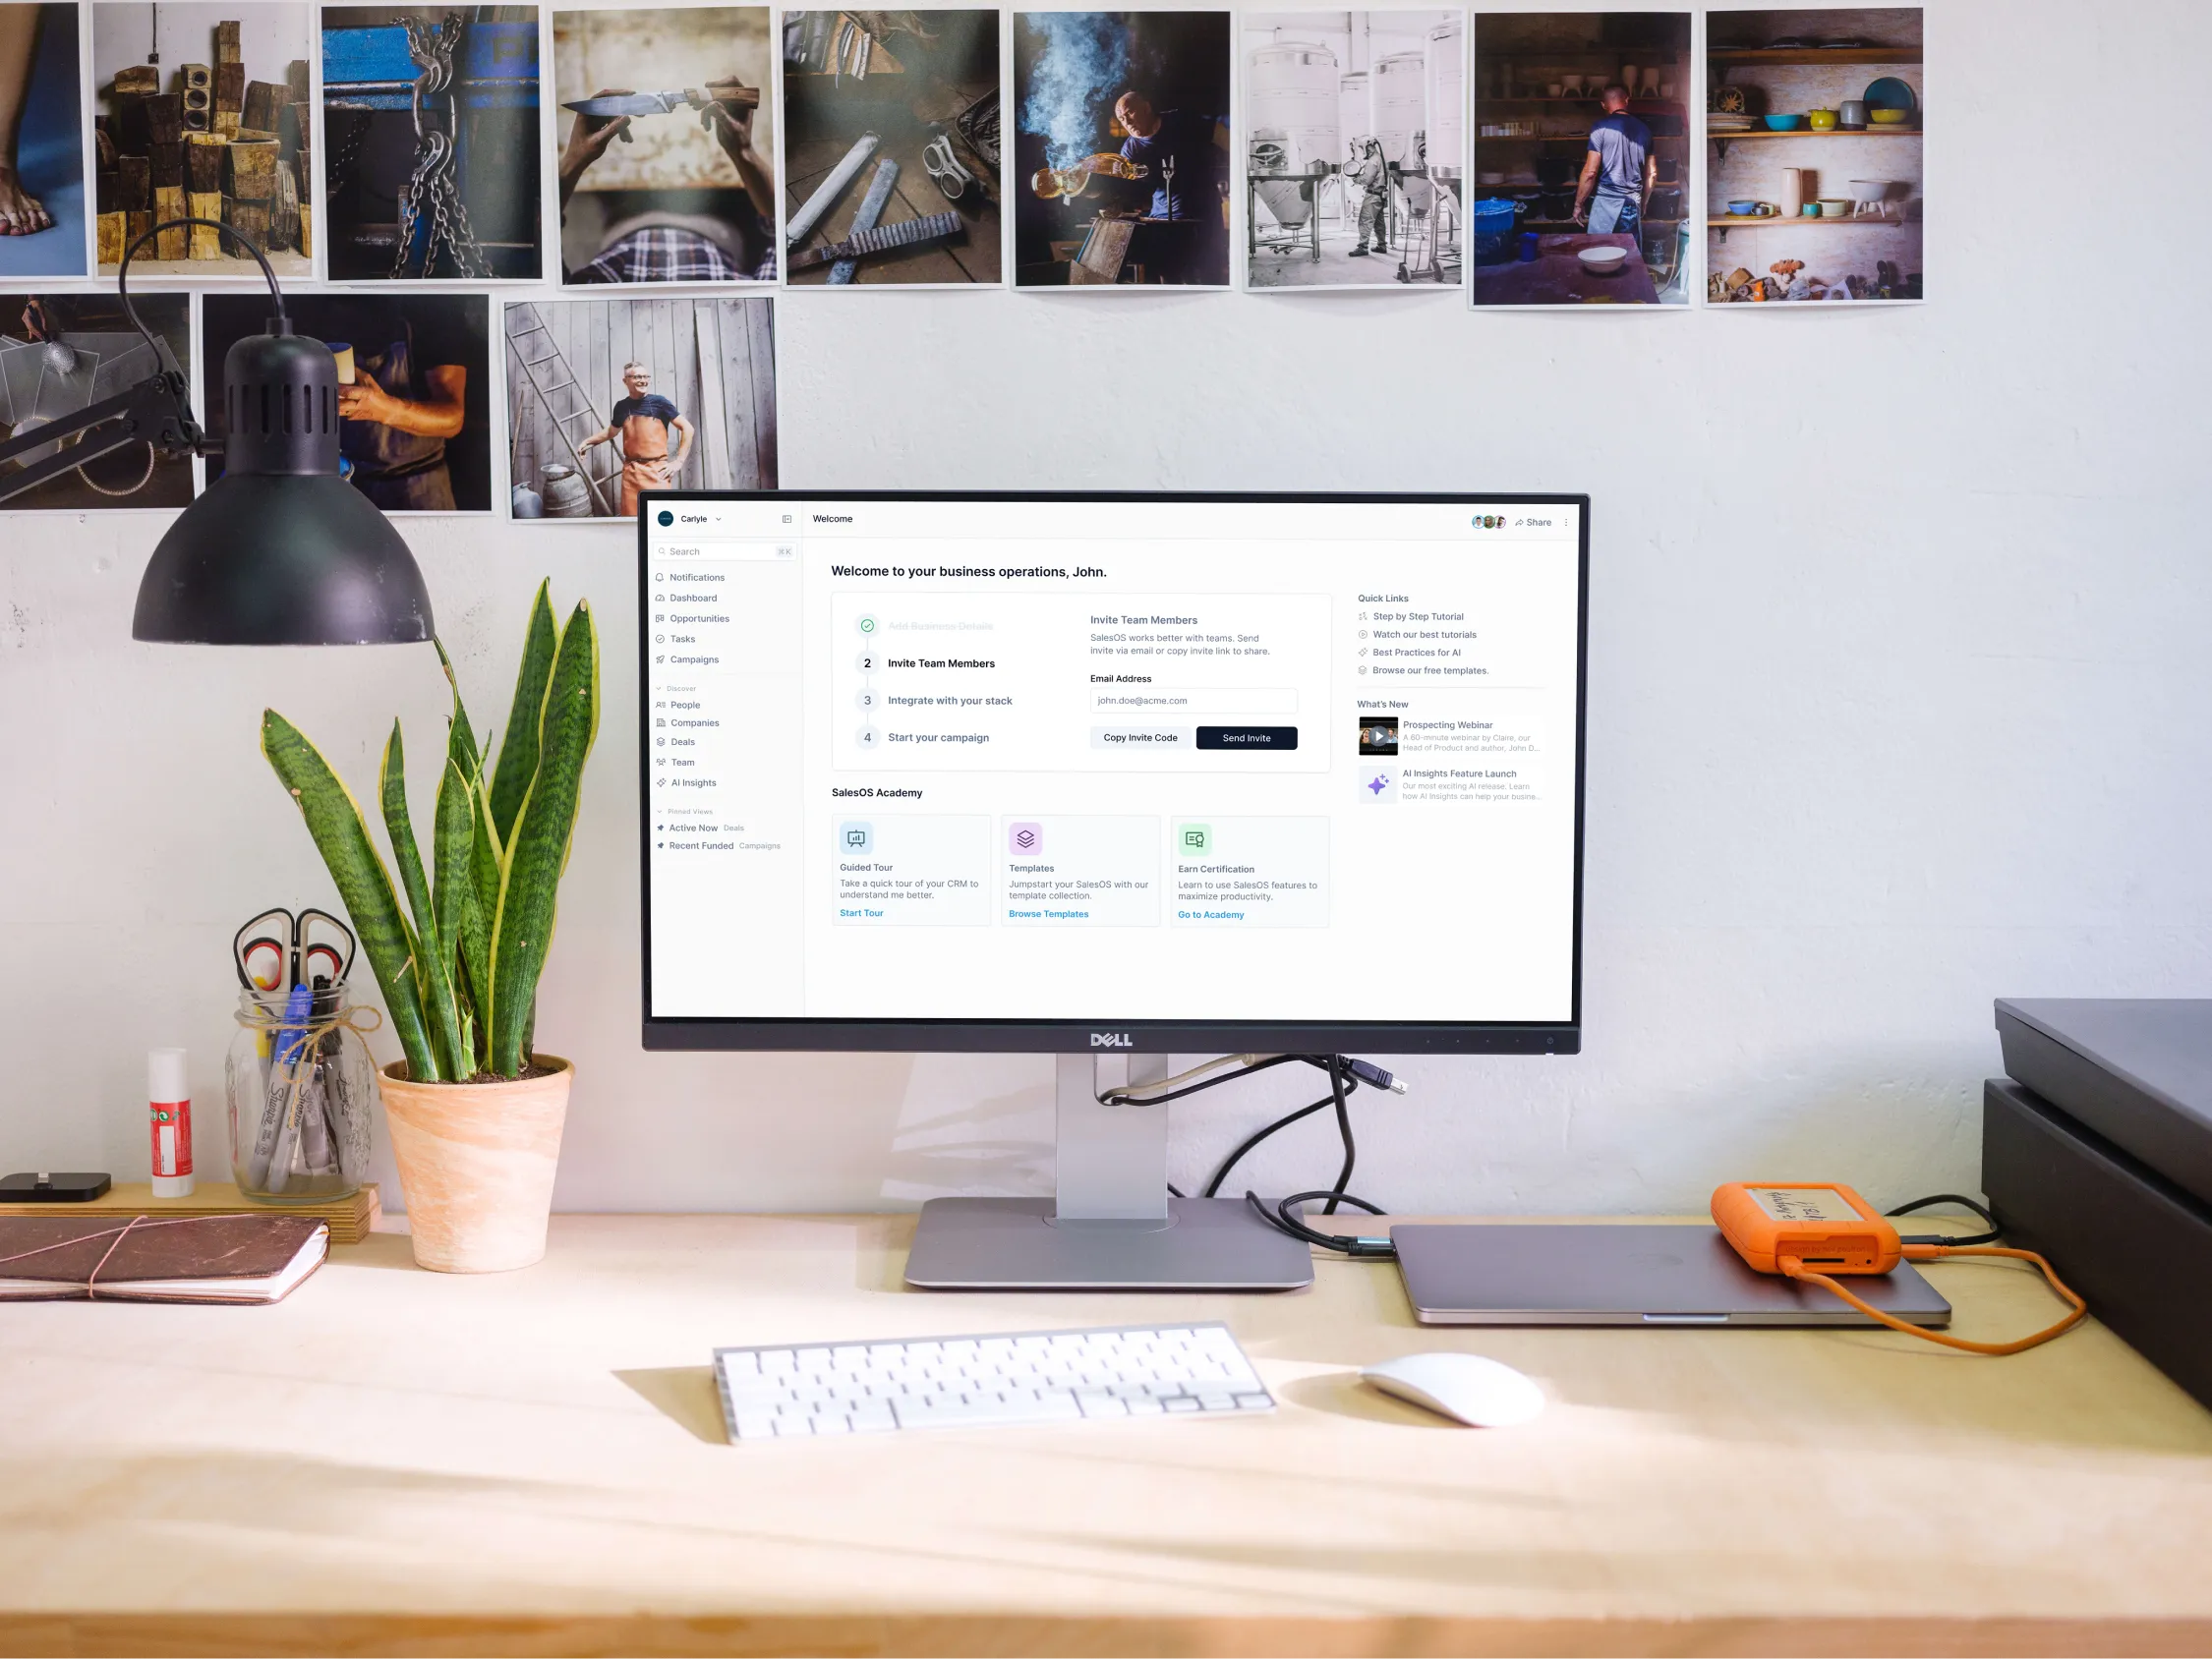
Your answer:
[503,303,613,514]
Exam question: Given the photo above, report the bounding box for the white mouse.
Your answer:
[1360,1352,1544,1427]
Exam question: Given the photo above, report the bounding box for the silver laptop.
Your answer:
[1391,1224,1953,1327]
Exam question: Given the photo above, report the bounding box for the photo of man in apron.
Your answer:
[580,361,693,516]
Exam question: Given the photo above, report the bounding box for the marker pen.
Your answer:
[149,1047,194,1199]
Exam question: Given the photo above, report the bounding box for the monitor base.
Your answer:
[904,1196,1314,1291]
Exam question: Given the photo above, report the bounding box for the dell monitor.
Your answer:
[641,490,1588,1289]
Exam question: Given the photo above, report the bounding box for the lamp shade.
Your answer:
[132,330,435,645]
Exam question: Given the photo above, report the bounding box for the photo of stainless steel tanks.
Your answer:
[1243,10,1461,290]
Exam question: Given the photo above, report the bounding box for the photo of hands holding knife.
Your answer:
[553,5,778,283]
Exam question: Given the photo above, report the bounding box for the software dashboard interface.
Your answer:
[645,496,1584,1027]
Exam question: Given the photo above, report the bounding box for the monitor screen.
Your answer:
[641,491,1587,1054]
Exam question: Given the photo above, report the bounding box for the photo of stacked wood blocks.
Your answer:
[95,20,314,270]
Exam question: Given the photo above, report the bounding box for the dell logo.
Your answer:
[1089,1032,1134,1049]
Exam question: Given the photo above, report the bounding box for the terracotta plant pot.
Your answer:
[378,1057,572,1273]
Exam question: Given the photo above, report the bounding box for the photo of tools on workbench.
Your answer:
[0,3,85,276]
[1705,6,1923,303]
[0,290,191,508]
[505,297,776,518]
[202,291,494,510]
[1014,10,1230,287]
[92,5,313,278]
[553,5,776,284]
[1470,11,1690,307]
[322,5,543,280]
[780,9,999,286]
[1243,12,1462,291]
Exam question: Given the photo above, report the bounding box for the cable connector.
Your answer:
[1341,1058,1408,1095]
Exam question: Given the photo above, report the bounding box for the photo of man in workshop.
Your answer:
[0,3,86,275]
[202,292,494,512]
[0,290,190,508]
[504,297,776,520]
[781,8,999,286]
[553,5,776,284]
[320,5,543,280]
[1013,10,1230,287]
[91,3,313,278]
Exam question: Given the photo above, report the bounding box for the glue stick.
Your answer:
[148,1047,194,1198]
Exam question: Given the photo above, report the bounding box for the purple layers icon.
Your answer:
[1009,822,1043,856]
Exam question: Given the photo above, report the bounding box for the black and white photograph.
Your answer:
[1013,11,1230,287]
[321,5,543,280]
[1244,11,1461,289]
[202,291,495,511]
[554,5,777,285]
[92,2,315,278]
[0,289,192,508]
[505,296,776,519]
[781,8,1000,286]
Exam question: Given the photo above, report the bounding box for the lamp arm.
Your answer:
[0,372,205,504]
[0,217,289,505]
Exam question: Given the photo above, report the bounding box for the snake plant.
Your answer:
[261,582,600,1082]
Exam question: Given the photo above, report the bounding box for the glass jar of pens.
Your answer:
[224,907,377,1202]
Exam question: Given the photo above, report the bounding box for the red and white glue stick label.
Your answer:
[148,1047,193,1197]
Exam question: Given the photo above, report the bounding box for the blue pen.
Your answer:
[250,980,316,1191]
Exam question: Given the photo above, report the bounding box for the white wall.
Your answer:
[4,0,2209,1219]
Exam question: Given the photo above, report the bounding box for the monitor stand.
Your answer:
[903,1055,1315,1291]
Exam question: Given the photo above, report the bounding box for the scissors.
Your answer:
[233,907,356,993]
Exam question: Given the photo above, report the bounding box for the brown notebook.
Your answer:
[0,1213,329,1304]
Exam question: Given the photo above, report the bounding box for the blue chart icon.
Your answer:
[839,822,873,853]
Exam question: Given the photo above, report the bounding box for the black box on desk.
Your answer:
[1983,1077,2212,1411]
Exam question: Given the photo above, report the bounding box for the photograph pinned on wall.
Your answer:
[1470,12,1690,307]
[504,297,775,520]
[0,4,86,277]
[0,290,191,507]
[781,9,1000,286]
[1012,11,1230,288]
[91,4,314,278]
[202,292,494,511]
[1706,6,1922,303]
[553,6,777,285]
[321,5,542,280]
[1242,12,1461,291]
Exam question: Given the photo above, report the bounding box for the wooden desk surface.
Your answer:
[4,1213,2211,1657]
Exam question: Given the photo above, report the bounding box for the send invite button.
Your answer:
[1196,725,1300,751]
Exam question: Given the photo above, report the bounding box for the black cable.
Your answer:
[1201,1085,1356,1198]
[119,217,286,369]
[1244,1190,1395,1257]
[1887,1192,2000,1247]
[1322,1057,1354,1214]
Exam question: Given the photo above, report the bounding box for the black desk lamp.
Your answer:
[0,218,434,645]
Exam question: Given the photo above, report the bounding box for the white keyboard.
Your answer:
[713,1322,1275,1441]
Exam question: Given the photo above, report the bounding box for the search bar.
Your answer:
[654,540,795,561]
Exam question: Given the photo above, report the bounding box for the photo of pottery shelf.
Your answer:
[91,5,314,278]
[1706,5,1923,302]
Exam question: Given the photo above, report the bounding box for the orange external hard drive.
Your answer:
[1711,1182,1901,1276]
